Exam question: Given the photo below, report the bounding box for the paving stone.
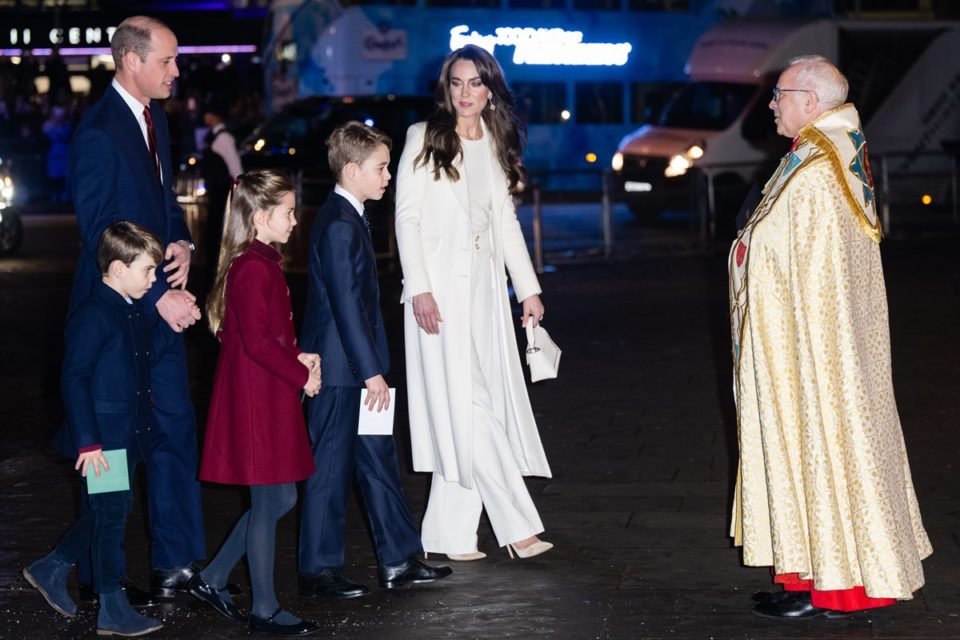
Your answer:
[1,225,958,638]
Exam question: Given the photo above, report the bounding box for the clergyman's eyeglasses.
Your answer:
[772,87,815,103]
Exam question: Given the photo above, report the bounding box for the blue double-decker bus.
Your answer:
[263,0,720,189]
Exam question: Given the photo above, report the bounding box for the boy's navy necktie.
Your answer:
[359,209,372,237]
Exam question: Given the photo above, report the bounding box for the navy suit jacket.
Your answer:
[55,283,173,460]
[301,192,389,387]
[68,85,192,314]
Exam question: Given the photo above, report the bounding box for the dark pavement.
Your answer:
[1,214,958,639]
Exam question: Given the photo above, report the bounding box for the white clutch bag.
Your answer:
[525,321,561,382]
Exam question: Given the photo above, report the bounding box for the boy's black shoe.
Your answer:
[298,569,369,599]
[151,562,200,599]
[378,556,452,590]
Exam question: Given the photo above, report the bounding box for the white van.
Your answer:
[611,18,960,234]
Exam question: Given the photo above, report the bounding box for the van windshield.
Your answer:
[659,82,757,131]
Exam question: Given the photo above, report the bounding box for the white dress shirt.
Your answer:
[334,184,365,218]
[111,78,162,184]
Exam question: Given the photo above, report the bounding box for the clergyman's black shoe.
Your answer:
[378,555,453,590]
[298,569,369,599]
[151,562,201,600]
[79,580,157,608]
[249,608,320,636]
[187,573,246,624]
[751,590,794,605]
[752,591,848,619]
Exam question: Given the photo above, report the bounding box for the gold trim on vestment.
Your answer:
[796,109,883,244]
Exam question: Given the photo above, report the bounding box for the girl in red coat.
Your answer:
[191,170,322,636]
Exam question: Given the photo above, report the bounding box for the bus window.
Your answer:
[339,0,415,5]
[628,0,690,10]
[576,83,624,124]
[573,0,620,9]
[513,82,567,124]
[630,82,684,124]
[657,82,754,131]
[426,0,500,6]
[509,0,566,7]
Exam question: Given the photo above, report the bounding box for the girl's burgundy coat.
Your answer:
[199,240,315,485]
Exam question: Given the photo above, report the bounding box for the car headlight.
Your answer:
[0,176,13,205]
[611,152,624,172]
[665,154,692,178]
[664,143,705,178]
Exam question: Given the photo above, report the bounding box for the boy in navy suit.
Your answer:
[298,121,451,597]
[24,222,168,637]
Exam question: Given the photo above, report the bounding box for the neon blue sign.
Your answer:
[449,25,632,67]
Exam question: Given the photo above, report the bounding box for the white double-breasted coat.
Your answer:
[395,121,552,489]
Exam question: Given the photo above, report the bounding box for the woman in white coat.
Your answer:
[395,45,552,561]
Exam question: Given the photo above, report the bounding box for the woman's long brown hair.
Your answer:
[415,45,527,193]
[206,170,294,335]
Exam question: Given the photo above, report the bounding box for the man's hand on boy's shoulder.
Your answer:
[364,374,390,413]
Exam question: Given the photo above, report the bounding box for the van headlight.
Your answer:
[611,152,624,172]
[664,144,705,178]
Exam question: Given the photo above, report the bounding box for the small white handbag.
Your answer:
[524,321,561,382]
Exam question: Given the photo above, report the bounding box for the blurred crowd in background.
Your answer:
[0,53,265,211]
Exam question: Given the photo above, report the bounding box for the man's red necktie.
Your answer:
[142,105,160,179]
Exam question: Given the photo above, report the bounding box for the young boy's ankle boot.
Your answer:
[23,552,77,616]
[97,589,163,637]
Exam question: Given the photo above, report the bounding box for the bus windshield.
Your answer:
[658,82,757,131]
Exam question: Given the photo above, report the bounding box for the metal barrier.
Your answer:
[695,150,959,241]
[872,150,959,236]
[524,169,614,274]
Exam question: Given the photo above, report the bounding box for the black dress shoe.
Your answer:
[79,580,156,608]
[298,569,369,599]
[187,573,246,624]
[249,608,320,636]
[752,591,847,619]
[751,589,794,605]
[151,562,200,600]
[378,555,453,590]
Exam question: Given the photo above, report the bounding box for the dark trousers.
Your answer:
[55,464,136,594]
[145,331,205,569]
[79,331,205,584]
[298,385,421,575]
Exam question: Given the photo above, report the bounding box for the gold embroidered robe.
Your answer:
[728,104,932,599]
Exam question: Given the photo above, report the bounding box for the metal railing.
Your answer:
[696,149,960,241]
[523,169,615,274]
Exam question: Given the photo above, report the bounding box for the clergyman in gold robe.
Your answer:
[728,55,932,619]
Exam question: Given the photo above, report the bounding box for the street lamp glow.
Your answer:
[560,110,571,121]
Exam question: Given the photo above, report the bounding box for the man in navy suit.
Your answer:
[298,121,451,598]
[69,16,205,601]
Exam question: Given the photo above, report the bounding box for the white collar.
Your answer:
[334,184,365,217]
[112,77,149,116]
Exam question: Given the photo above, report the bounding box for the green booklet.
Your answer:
[86,449,130,494]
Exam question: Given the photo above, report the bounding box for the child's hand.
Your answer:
[363,375,390,413]
[297,352,321,372]
[303,366,321,397]
[75,449,109,478]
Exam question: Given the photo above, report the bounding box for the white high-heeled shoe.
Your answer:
[506,540,553,559]
[424,551,487,562]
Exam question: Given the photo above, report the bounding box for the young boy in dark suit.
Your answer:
[298,121,451,598]
[23,221,168,637]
